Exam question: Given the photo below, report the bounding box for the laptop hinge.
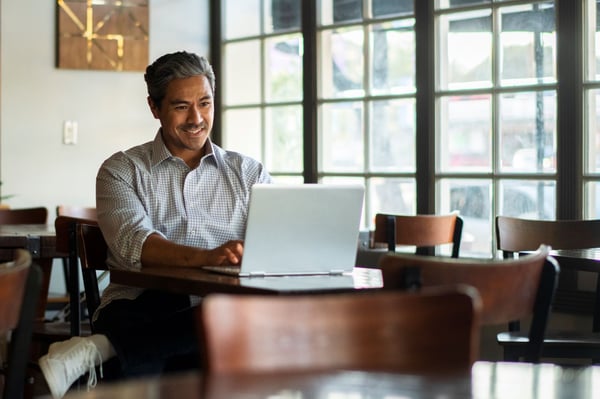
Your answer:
[249,271,266,277]
[329,269,345,275]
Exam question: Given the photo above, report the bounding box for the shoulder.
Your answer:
[98,141,154,177]
[213,145,272,182]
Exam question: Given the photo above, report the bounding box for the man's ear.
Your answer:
[148,96,160,119]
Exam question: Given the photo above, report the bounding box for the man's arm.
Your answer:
[140,234,243,268]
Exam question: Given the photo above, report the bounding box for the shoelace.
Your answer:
[84,343,103,390]
[61,341,104,391]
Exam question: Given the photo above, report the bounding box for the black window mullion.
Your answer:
[556,0,583,219]
[302,0,318,183]
[415,0,435,214]
[209,0,223,146]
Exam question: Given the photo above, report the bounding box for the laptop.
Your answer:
[202,183,365,277]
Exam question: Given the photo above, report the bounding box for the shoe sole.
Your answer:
[39,354,64,399]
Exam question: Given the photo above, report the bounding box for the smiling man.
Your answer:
[38,51,272,399]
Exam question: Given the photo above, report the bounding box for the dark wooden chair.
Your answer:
[53,215,98,337]
[377,245,559,363]
[373,213,463,257]
[197,287,482,375]
[75,221,108,331]
[496,215,600,363]
[0,207,47,226]
[0,249,42,399]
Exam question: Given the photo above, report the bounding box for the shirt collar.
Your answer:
[151,129,217,168]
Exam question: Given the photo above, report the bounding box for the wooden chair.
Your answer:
[373,213,463,257]
[0,249,42,399]
[496,215,600,363]
[377,245,559,363]
[75,221,108,331]
[54,212,97,336]
[0,207,47,226]
[197,287,482,375]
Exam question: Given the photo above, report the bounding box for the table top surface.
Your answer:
[63,361,600,399]
[0,223,55,237]
[110,266,383,296]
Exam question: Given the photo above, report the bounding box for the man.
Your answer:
[39,51,272,399]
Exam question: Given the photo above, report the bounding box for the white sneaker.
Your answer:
[39,336,103,399]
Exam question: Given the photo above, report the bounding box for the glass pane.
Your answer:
[439,179,492,258]
[223,0,260,39]
[499,4,556,86]
[265,105,303,173]
[499,91,556,173]
[436,0,492,9]
[370,19,415,95]
[319,0,363,25]
[369,99,415,172]
[499,180,556,219]
[438,10,492,90]
[585,182,600,218]
[223,108,262,162]
[368,177,416,226]
[372,0,413,17]
[586,89,600,173]
[320,27,365,99]
[439,94,492,172]
[584,0,600,81]
[224,41,261,105]
[320,101,364,172]
[265,34,303,102]
[265,0,301,33]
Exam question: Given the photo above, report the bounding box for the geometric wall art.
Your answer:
[56,0,149,71]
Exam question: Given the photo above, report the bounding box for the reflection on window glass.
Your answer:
[320,27,365,98]
[499,91,556,173]
[372,0,413,17]
[265,105,303,173]
[586,89,600,173]
[438,10,492,90]
[440,179,492,257]
[320,0,363,25]
[439,95,492,172]
[224,41,261,105]
[223,108,262,161]
[499,4,556,86]
[223,0,260,39]
[370,19,416,95]
[266,0,300,33]
[320,102,364,172]
[369,99,415,172]
[265,35,303,102]
[499,180,556,220]
[368,178,416,226]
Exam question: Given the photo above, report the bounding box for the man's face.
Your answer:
[149,75,214,165]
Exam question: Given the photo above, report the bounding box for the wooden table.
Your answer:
[63,361,600,399]
[110,266,383,296]
[0,224,59,318]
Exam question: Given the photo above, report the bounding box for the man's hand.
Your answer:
[207,240,244,266]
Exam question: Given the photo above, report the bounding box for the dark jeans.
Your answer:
[93,290,201,379]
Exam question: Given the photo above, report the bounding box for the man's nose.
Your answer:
[187,105,203,124]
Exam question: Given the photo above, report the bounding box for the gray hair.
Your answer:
[144,51,216,108]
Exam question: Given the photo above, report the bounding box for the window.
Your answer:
[214,0,585,258]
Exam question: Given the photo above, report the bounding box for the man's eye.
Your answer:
[175,105,188,110]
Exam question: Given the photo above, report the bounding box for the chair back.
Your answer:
[496,216,600,255]
[373,213,463,257]
[56,205,97,221]
[0,249,41,399]
[198,287,481,375]
[75,222,108,326]
[377,245,558,362]
[0,207,47,225]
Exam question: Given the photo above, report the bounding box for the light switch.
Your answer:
[63,120,78,145]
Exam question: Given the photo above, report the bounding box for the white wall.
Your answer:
[0,0,210,211]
